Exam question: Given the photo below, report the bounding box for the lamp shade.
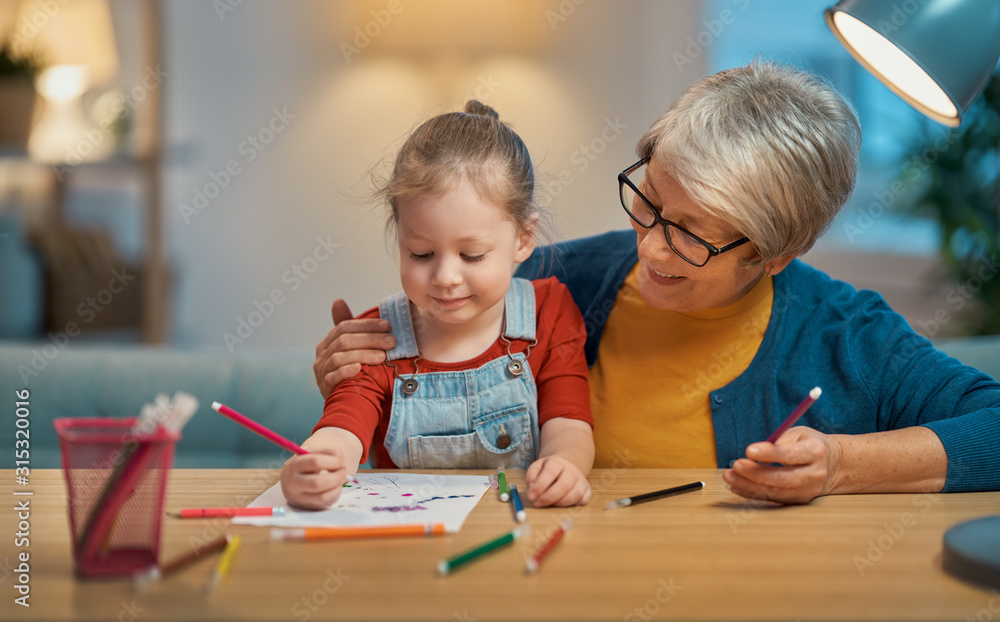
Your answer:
[826,0,1000,127]
[17,0,119,87]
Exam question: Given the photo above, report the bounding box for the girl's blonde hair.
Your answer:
[379,100,544,236]
[637,60,862,266]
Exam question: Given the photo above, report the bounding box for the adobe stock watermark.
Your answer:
[871,0,931,38]
[16,267,137,384]
[679,286,801,407]
[291,567,351,621]
[222,235,339,352]
[461,74,501,105]
[537,115,628,206]
[852,492,938,575]
[340,0,412,63]
[673,0,751,73]
[624,578,683,621]
[53,64,169,182]
[725,494,772,534]
[842,130,960,245]
[967,590,1000,622]
[911,252,1000,340]
[518,448,636,562]
[6,0,71,48]
[178,106,296,224]
[213,0,244,21]
[545,0,587,31]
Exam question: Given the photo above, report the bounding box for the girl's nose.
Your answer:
[431,257,463,287]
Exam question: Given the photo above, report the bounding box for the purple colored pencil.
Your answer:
[766,387,822,443]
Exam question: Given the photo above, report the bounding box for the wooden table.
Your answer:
[3,469,999,621]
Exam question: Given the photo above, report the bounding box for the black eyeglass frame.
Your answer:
[618,156,751,267]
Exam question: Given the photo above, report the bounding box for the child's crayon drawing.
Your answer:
[234,473,490,532]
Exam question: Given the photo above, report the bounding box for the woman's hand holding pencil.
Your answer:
[723,387,841,505]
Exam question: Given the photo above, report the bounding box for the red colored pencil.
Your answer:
[212,402,309,455]
[168,507,286,518]
[526,518,572,573]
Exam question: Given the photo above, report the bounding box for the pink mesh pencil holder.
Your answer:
[54,418,180,578]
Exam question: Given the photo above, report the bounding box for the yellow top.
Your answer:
[590,264,774,468]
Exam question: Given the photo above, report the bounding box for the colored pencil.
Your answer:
[526,518,572,574]
[498,467,509,502]
[133,534,228,586]
[766,386,822,443]
[606,481,704,510]
[271,523,448,541]
[211,402,308,455]
[508,483,526,523]
[437,527,527,575]
[206,534,241,590]
[168,507,286,519]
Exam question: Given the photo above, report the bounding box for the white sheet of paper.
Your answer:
[233,472,491,533]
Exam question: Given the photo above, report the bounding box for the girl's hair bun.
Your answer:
[464,99,500,120]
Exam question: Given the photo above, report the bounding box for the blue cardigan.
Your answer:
[516,230,1000,492]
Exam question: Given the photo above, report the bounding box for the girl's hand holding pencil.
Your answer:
[280,448,351,511]
[278,427,363,510]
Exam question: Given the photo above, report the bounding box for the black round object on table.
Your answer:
[942,515,1000,589]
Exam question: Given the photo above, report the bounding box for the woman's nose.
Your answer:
[637,225,677,261]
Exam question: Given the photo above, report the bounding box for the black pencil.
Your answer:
[605,481,704,510]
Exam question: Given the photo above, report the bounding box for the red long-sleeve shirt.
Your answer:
[314,277,593,467]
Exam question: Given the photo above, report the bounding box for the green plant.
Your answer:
[896,72,1000,336]
[0,38,43,80]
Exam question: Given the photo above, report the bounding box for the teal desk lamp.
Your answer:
[826,0,1000,590]
[826,0,1000,126]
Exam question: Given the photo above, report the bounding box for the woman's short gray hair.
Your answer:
[637,60,862,266]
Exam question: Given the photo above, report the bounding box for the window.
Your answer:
[705,0,942,255]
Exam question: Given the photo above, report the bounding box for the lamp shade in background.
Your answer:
[20,0,120,162]
[826,0,1000,127]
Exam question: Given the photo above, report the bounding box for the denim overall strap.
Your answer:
[378,292,419,361]
[502,277,536,341]
[381,282,541,469]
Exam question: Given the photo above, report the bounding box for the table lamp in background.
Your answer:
[23,0,119,163]
[826,0,1000,128]
[826,0,1000,590]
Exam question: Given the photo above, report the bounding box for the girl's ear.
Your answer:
[513,214,539,263]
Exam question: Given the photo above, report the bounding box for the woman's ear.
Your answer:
[765,255,796,277]
[513,214,539,263]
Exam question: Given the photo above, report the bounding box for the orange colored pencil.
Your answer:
[271,523,448,541]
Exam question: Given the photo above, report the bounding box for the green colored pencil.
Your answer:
[498,467,509,502]
[437,527,528,575]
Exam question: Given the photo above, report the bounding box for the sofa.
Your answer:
[1,344,322,470]
[3,336,999,469]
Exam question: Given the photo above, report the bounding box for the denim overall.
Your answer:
[378,277,540,469]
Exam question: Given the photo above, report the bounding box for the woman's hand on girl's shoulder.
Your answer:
[314,299,396,397]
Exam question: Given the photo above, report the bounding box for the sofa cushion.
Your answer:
[1,344,321,469]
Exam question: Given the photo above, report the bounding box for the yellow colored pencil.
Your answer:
[206,534,241,590]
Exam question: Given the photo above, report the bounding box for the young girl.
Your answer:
[281,101,594,510]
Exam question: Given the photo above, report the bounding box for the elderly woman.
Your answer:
[313,61,1000,504]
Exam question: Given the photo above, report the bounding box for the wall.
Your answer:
[160,0,703,349]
